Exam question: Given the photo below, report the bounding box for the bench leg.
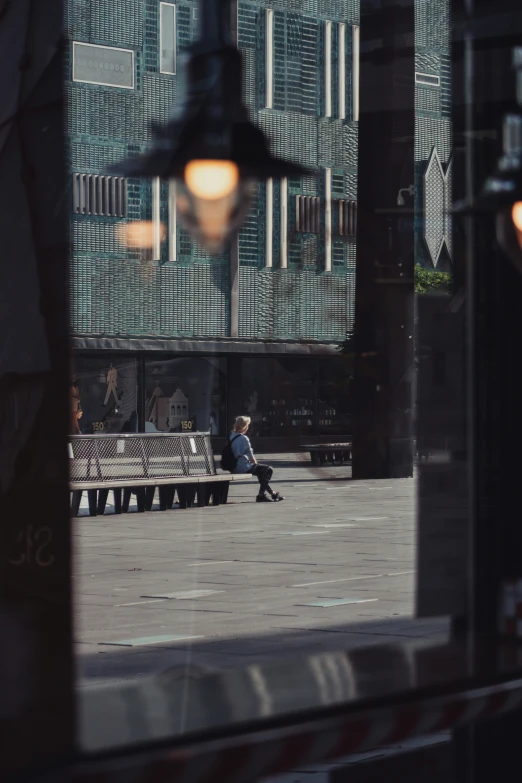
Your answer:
[159,485,168,511]
[145,486,155,512]
[87,489,98,517]
[209,482,220,506]
[178,485,196,509]
[122,488,132,513]
[71,490,82,517]
[136,488,145,513]
[211,481,229,506]
[97,488,109,515]
[167,485,176,509]
[177,486,188,509]
[221,482,230,504]
[197,483,211,507]
[310,451,319,466]
[113,488,122,514]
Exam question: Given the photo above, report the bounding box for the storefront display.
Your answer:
[72,354,350,439]
[144,357,227,436]
[317,358,352,435]
[71,356,138,434]
[242,359,315,437]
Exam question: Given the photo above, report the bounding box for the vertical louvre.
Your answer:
[338,23,346,119]
[152,176,161,261]
[72,174,127,217]
[295,196,321,233]
[325,20,332,117]
[266,178,273,268]
[280,177,288,269]
[338,199,358,237]
[168,179,177,262]
[352,25,360,121]
[325,168,332,271]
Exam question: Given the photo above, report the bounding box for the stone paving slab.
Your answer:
[74,455,448,686]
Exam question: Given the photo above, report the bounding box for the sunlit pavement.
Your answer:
[74,454,447,687]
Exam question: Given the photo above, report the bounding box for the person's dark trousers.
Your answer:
[249,464,273,495]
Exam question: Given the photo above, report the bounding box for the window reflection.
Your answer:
[145,357,226,435]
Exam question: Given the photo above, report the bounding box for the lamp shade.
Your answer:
[108,44,309,252]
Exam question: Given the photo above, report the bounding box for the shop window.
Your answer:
[72,174,127,217]
[317,357,352,435]
[242,358,317,437]
[145,357,226,436]
[71,357,138,435]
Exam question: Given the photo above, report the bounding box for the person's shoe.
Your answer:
[256,493,273,502]
[271,492,285,502]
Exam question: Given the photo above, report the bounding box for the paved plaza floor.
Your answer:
[74,454,447,687]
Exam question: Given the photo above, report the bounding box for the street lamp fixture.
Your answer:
[108,0,309,254]
[397,185,414,206]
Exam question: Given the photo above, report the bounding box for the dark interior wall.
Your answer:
[0,0,73,775]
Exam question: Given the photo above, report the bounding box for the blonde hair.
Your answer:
[233,415,251,432]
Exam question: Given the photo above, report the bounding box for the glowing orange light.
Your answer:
[512,202,522,232]
[184,160,239,200]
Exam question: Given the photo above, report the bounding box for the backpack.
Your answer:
[221,434,241,472]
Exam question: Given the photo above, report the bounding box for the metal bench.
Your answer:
[301,442,352,466]
[69,432,249,517]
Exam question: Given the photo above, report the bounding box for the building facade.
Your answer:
[66,0,358,442]
[65,0,450,442]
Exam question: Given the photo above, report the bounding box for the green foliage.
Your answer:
[414,265,452,294]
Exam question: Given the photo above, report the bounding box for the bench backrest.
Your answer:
[69,433,216,484]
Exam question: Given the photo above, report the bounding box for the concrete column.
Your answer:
[168,179,176,262]
[339,23,346,119]
[353,25,360,121]
[152,176,161,261]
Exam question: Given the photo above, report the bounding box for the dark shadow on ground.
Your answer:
[77,615,448,685]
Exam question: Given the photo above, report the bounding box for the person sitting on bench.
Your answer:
[230,416,285,503]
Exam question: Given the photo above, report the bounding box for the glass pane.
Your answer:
[160,3,176,75]
[145,356,226,434]
[71,356,138,435]
[65,0,473,759]
[242,358,316,436]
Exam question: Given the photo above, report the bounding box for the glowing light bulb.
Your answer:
[512,202,522,232]
[184,160,239,200]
